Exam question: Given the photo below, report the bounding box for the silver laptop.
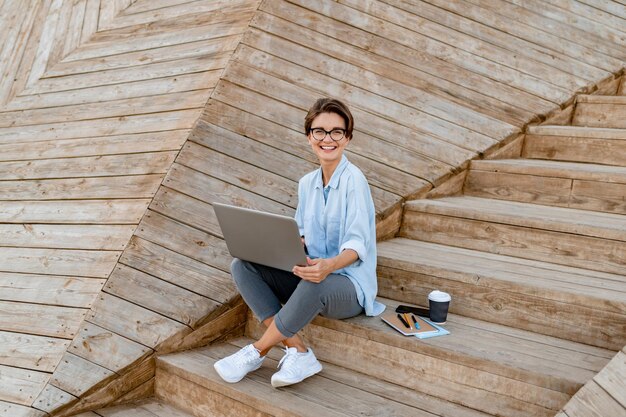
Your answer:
[213,202,308,271]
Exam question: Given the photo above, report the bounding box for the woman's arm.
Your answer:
[292,249,358,283]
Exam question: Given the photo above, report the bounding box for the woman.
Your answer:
[214,98,384,388]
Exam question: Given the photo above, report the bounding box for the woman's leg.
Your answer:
[253,274,362,353]
[230,258,307,353]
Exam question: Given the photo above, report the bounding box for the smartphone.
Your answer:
[395,305,430,317]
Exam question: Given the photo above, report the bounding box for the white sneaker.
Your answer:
[271,347,323,388]
[213,344,264,383]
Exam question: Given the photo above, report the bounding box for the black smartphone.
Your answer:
[395,305,430,317]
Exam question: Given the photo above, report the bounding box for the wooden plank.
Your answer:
[53,356,155,417]
[417,0,624,72]
[0,199,150,224]
[1,91,209,128]
[383,0,606,84]
[523,134,626,166]
[8,72,217,111]
[594,351,626,408]
[536,0,626,36]
[46,35,241,78]
[32,384,77,414]
[257,1,555,115]
[0,272,105,307]
[104,264,221,327]
[287,0,571,103]
[61,0,86,57]
[230,42,463,178]
[0,224,135,250]
[237,32,518,141]
[401,209,626,275]
[0,331,68,372]
[0,174,164,200]
[80,0,99,44]
[379,238,626,316]
[0,131,187,161]
[120,235,236,304]
[202,99,470,171]
[107,378,154,406]
[0,1,40,105]
[69,321,152,373]
[168,299,247,353]
[485,134,524,160]
[0,400,46,417]
[573,102,626,128]
[571,180,626,214]
[464,0,625,60]
[223,54,502,152]
[527,126,626,138]
[25,0,63,87]
[177,141,299,209]
[51,352,115,397]
[22,51,226,94]
[247,16,533,128]
[563,380,625,417]
[426,170,467,199]
[0,300,86,339]
[155,369,274,417]
[98,0,257,31]
[0,109,200,144]
[211,82,417,205]
[464,170,573,206]
[0,152,176,180]
[163,164,293,218]
[0,247,120,277]
[135,210,231,273]
[0,364,49,405]
[88,293,189,349]
[71,17,250,62]
[406,196,626,241]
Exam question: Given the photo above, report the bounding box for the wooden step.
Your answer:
[572,95,626,128]
[524,125,626,166]
[157,337,496,417]
[376,238,626,350]
[400,196,626,275]
[245,296,616,417]
[465,159,626,214]
[93,397,193,416]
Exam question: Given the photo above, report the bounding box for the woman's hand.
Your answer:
[292,257,335,283]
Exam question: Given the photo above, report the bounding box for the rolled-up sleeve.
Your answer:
[339,178,371,263]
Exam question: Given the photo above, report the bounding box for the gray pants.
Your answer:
[230,258,363,337]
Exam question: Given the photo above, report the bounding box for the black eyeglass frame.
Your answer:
[308,128,346,142]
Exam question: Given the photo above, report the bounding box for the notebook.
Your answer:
[381,311,449,339]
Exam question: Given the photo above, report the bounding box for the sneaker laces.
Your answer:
[277,347,300,371]
[232,345,261,366]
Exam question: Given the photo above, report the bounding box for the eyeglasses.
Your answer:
[309,128,346,142]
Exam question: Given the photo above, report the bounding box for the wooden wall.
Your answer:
[0,0,625,416]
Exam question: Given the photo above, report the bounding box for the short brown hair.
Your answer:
[304,98,354,140]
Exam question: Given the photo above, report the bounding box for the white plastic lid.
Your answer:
[428,290,451,302]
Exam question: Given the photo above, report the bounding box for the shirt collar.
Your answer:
[314,155,350,190]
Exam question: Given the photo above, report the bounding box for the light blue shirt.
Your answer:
[295,155,386,316]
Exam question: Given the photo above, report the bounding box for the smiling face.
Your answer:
[307,112,350,168]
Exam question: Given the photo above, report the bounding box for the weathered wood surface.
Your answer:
[465,159,626,214]
[2,0,626,414]
[0,1,260,413]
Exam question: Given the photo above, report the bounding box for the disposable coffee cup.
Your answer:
[428,290,451,324]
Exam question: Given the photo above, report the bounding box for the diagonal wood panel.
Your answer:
[0,0,625,415]
[0,0,260,413]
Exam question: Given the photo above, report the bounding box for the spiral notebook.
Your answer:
[381,311,450,339]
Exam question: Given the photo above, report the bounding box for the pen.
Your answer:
[411,314,420,329]
[397,313,410,329]
[403,313,412,329]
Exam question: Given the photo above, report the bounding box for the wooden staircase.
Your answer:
[84,91,625,416]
